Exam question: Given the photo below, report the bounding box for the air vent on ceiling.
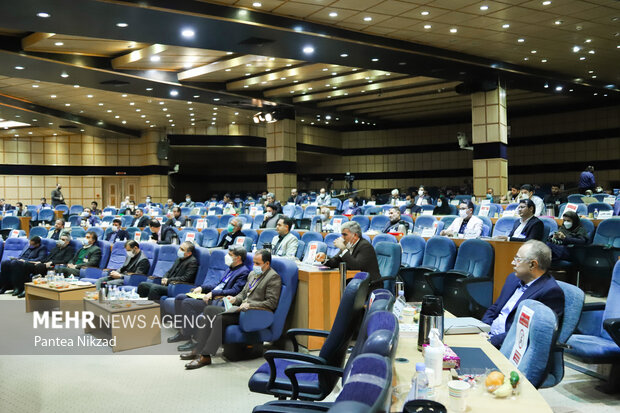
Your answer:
[238,37,274,46]
[59,124,79,129]
[99,79,130,86]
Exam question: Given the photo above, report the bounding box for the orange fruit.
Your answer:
[485,371,505,392]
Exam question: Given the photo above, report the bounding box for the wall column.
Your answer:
[471,86,508,200]
[266,118,297,202]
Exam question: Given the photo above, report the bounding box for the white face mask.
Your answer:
[253,265,263,275]
[112,226,119,232]
[185,198,191,203]
[564,221,573,229]
[146,198,151,203]
[437,200,443,207]
[224,254,234,267]
[418,190,424,196]
[459,209,468,218]
[265,212,273,218]
[126,250,135,258]
[521,193,530,199]
[177,249,186,259]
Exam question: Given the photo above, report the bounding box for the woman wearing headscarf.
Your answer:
[546,210,589,262]
[433,195,452,215]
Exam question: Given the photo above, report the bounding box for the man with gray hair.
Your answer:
[482,240,565,348]
[315,221,380,287]
[218,217,245,249]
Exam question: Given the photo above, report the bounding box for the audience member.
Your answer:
[165,206,190,228]
[144,195,154,208]
[384,207,410,233]
[170,246,250,348]
[264,193,282,213]
[48,219,66,240]
[389,189,400,205]
[260,204,281,229]
[181,194,195,208]
[38,197,51,210]
[218,218,245,249]
[95,240,150,289]
[408,186,432,213]
[51,183,65,207]
[105,218,128,242]
[131,208,150,228]
[90,201,101,216]
[149,219,177,245]
[163,198,175,214]
[11,233,75,298]
[56,231,102,278]
[120,196,131,209]
[0,198,13,213]
[482,240,564,348]
[343,197,362,215]
[180,249,281,369]
[80,208,100,227]
[287,189,304,205]
[316,188,331,206]
[497,199,544,242]
[502,185,520,204]
[123,200,137,215]
[440,201,483,238]
[581,190,597,204]
[544,185,567,216]
[271,216,298,258]
[518,184,544,216]
[316,221,380,287]
[546,211,589,263]
[433,195,452,215]
[15,202,29,217]
[486,188,495,203]
[0,236,47,295]
[137,241,198,301]
[578,165,596,194]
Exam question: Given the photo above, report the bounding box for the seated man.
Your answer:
[56,231,102,278]
[169,246,250,347]
[440,201,483,238]
[120,196,132,210]
[383,207,410,233]
[0,236,48,295]
[15,202,30,217]
[263,193,282,214]
[497,199,544,242]
[137,241,198,301]
[163,198,175,214]
[482,240,564,348]
[485,188,495,203]
[222,196,237,215]
[218,218,245,249]
[181,194,195,208]
[501,185,520,204]
[518,184,544,216]
[287,189,304,205]
[343,197,362,215]
[144,195,154,208]
[389,189,400,205]
[131,208,150,228]
[271,216,298,258]
[408,186,432,213]
[90,201,101,216]
[11,232,75,298]
[38,197,51,210]
[260,204,282,229]
[123,200,137,216]
[316,188,331,206]
[543,185,566,217]
[95,240,150,289]
[47,219,66,240]
[0,198,13,213]
[316,221,380,287]
[148,219,177,245]
[80,208,100,227]
[104,218,128,243]
[314,206,332,232]
[181,249,281,369]
[165,206,191,228]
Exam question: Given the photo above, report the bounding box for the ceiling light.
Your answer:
[116,22,128,28]
[588,50,595,54]
[225,68,231,72]
[106,109,112,112]
[340,53,348,57]
[592,75,597,78]
[580,57,586,60]
[146,87,153,91]
[517,38,525,43]
[524,57,529,61]
[555,86,563,91]
[65,103,70,107]
[421,11,429,16]
[252,2,262,6]
[542,1,551,5]
[371,58,379,62]
[150,55,161,62]
[14,66,24,70]
[170,90,179,97]
[572,46,581,52]
[541,59,547,62]
[303,46,314,54]
[450,28,458,33]
[32,84,39,88]
[363,16,372,22]
[329,12,338,17]
[502,24,510,28]
[226,51,233,55]
[585,39,592,43]
[181,29,195,38]
[54,42,64,46]
[115,115,120,119]
[530,50,537,53]
[73,85,79,88]
[37,12,50,18]
[480,5,489,11]
[122,121,127,124]
[0,121,30,128]
[424,24,432,29]
[554,20,562,25]
[60,72,69,78]
[50,95,56,98]
[98,102,103,106]
[162,108,167,111]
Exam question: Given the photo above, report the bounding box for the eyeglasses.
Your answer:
[512,255,529,263]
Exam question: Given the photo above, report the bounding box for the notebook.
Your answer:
[444,317,491,335]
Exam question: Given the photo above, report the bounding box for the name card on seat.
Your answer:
[421,222,438,237]
[422,210,434,216]
[10,230,20,238]
[332,218,342,233]
[196,219,205,229]
[305,242,318,263]
[597,210,613,219]
[185,232,196,243]
[133,231,141,242]
[249,207,258,217]
[502,210,515,217]
[242,223,251,230]
[207,210,216,216]
[604,196,616,205]
[450,199,460,206]
[479,205,490,217]
[564,203,579,214]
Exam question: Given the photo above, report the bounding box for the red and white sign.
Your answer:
[332,218,343,233]
[305,242,318,263]
[196,219,205,229]
[133,231,141,242]
[235,236,245,246]
[564,203,579,214]
[509,305,534,368]
[479,205,490,217]
[185,232,196,243]
[9,230,20,238]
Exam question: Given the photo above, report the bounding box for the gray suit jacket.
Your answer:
[271,232,298,258]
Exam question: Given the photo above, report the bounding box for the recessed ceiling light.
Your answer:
[37,12,50,18]
[54,42,64,46]
[226,51,233,55]
[424,24,432,29]
[329,12,338,17]
[146,87,153,91]
[224,68,231,72]
[193,95,199,98]
[115,115,120,119]
[181,29,195,38]
[572,46,581,52]
[421,11,429,16]
[73,85,79,88]
[592,75,597,78]
[541,59,547,62]
[555,86,563,91]
[531,50,537,54]
[580,57,586,60]
[585,39,592,43]
[150,55,161,62]
[65,103,70,107]
[588,50,595,54]
[542,1,551,5]
[302,46,314,54]
[502,24,510,28]
[450,28,458,33]
[544,83,549,88]
[162,108,167,111]
[371,58,379,62]
[554,20,562,25]
[106,109,112,112]
[480,5,489,11]
[517,38,525,43]
[116,22,128,28]
[14,66,24,70]
[98,102,103,106]
[363,16,372,22]
[122,121,127,124]
[50,95,56,98]
[170,90,179,97]
[340,53,348,57]
[213,98,220,102]
[524,57,529,60]
[252,2,262,6]
[32,84,39,88]
[60,72,69,78]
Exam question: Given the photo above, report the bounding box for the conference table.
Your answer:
[392,326,553,413]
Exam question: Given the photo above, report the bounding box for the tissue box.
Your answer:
[422,344,461,369]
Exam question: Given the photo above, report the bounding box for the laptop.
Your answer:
[444,317,491,335]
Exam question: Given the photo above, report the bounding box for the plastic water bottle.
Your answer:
[406,363,429,401]
[593,208,599,219]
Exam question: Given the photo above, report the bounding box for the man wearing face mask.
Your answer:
[149,219,177,245]
[137,241,198,301]
[8,233,75,298]
[440,201,483,238]
[485,188,495,203]
[271,217,299,258]
[408,186,432,213]
[0,236,48,295]
[104,218,128,243]
[181,194,195,208]
[344,197,362,215]
[170,246,250,347]
[217,218,245,249]
[260,204,282,229]
[56,231,102,278]
[316,188,331,206]
[517,184,544,216]
[51,183,65,207]
[482,240,564,348]
[80,208,100,227]
[314,206,332,232]
[315,221,380,287]
[384,207,410,233]
[181,249,281,369]
[496,199,544,242]
[163,198,175,215]
[544,185,567,217]
[131,208,150,228]
[95,240,150,289]
[165,206,191,228]
[38,197,51,210]
[48,219,66,240]
[144,195,154,208]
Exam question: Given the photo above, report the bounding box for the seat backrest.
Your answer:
[1,238,28,262]
[69,205,84,215]
[38,209,55,222]
[282,204,295,217]
[295,239,305,260]
[102,216,115,224]
[375,242,401,279]
[540,217,558,240]
[257,229,277,248]
[293,205,304,219]
[372,233,397,247]
[365,206,382,216]
[351,216,370,232]
[1,216,21,230]
[88,227,104,240]
[302,241,327,264]
[369,215,389,231]
[492,217,518,237]
[302,207,317,219]
[103,207,117,215]
[199,228,218,248]
[29,226,49,239]
[348,310,399,369]
[106,241,129,270]
[318,273,369,366]
[505,202,519,211]
[400,235,425,267]
[205,215,219,229]
[192,246,211,286]
[601,259,620,340]
[421,236,456,271]
[151,245,178,277]
[139,242,159,276]
[477,215,493,231]
[332,354,392,412]
[579,218,595,242]
[453,239,494,278]
[592,218,620,247]
[440,215,458,228]
[413,215,437,232]
[301,231,323,244]
[324,233,341,257]
[243,229,258,244]
[252,214,264,229]
[121,215,134,227]
[500,299,558,388]
[202,249,228,288]
[330,198,342,209]
[218,214,233,228]
[54,205,69,212]
[40,238,56,254]
[587,202,613,213]
[559,203,587,217]
[94,240,111,269]
[265,257,299,340]
[180,229,203,245]
[71,227,86,238]
[567,194,584,203]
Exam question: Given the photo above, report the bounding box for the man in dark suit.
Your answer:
[95,240,151,289]
[316,220,380,286]
[137,241,198,300]
[497,199,544,242]
[482,240,564,348]
[131,208,150,228]
[148,219,177,245]
[51,184,65,207]
[164,207,191,228]
[383,207,410,233]
[56,231,102,278]
[105,218,128,243]
[287,189,304,205]
[0,198,13,213]
[48,219,66,240]
[0,236,48,295]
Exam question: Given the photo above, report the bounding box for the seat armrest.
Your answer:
[262,350,327,395]
[458,276,492,285]
[284,364,344,400]
[79,267,104,279]
[287,328,330,352]
[603,318,620,345]
[239,309,274,332]
[460,277,493,316]
[582,302,606,312]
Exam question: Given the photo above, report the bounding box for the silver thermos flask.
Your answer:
[417,295,444,350]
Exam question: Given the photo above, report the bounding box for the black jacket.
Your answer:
[69,245,102,269]
[509,216,544,242]
[51,189,65,207]
[383,219,410,233]
[19,245,48,262]
[165,216,191,228]
[325,238,381,286]
[152,226,177,245]
[45,245,75,265]
[105,229,128,243]
[218,230,245,249]
[131,216,150,228]
[48,228,64,240]
[164,255,198,284]
[119,251,150,275]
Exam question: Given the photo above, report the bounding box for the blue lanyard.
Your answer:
[249,275,261,291]
[220,270,234,284]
